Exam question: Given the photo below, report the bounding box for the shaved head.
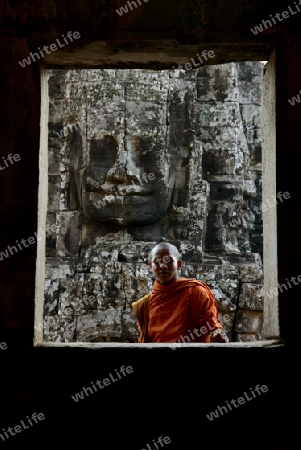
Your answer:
[148,242,181,262]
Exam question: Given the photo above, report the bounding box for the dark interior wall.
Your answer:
[0,1,300,448]
[276,33,301,349]
[0,0,295,67]
[0,38,40,348]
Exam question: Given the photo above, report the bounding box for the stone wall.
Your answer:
[43,62,264,342]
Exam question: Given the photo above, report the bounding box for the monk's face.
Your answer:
[148,246,182,285]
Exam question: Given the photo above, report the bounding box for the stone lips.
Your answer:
[84,182,172,225]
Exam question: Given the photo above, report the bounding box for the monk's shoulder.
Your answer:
[132,293,151,312]
[191,281,214,299]
[133,293,151,305]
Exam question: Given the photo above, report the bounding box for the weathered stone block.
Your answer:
[125,80,169,102]
[66,70,87,82]
[239,282,263,310]
[189,186,210,219]
[102,259,123,300]
[219,311,235,337]
[45,259,73,279]
[235,310,263,334]
[198,63,237,79]
[82,274,103,311]
[202,146,242,177]
[199,126,241,146]
[65,81,87,99]
[45,212,58,257]
[121,309,140,342]
[238,62,263,105]
[196,63,238,102]
[75,310,122,342]
[86,81,124,102]
[56,211,82,256]
[87,102,125,139]
[43,316,76,343]
[196,102,241,128]
[135,264,153,298]
[239,104,262,145]
[58,274,84,318]
[44,277,60,315]
[49,98,65,124]
[48,175,61,212]
[86,69,117,82]
[125,101,167,130]
[48,71,66,99]
[211,286,237,314]
[238,257,263,282]
[48,144,62,176]
[236,333,258,342]
[63,98,86,125]
[122,263,138,300]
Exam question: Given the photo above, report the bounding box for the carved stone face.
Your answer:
[75,134,188,226]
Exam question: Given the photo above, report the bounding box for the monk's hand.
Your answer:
[209,329,229,343]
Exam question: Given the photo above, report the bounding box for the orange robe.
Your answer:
[132,278,222,343]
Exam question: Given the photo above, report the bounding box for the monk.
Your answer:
[132,242,229,343]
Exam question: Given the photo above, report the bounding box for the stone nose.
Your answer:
[106,165,142,184]
[106,165,127,183]
[106,146,142,184]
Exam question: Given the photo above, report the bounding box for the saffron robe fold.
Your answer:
[132,278,222,343]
